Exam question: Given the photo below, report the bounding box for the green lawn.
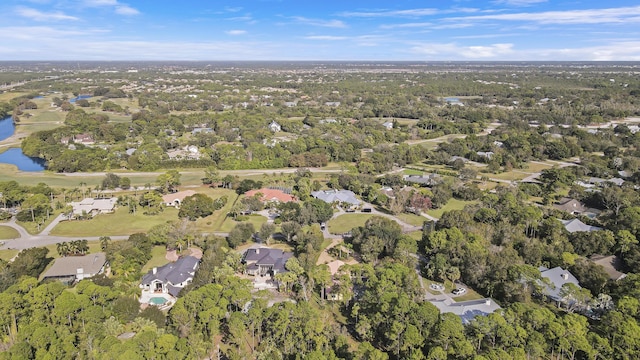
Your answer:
[0,226,20,240]
[485,171,529,181]
[50,207,179,237]
[0,249,19,261]
[218,214,267,233]
[17,209,63,235]
[328,214,376,234]
[396,213,427,227]
[426,199,477,219]
[142,246,171,273]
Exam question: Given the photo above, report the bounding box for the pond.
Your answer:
[0,116,15,142]
[69,95,92,103]
[0,148,47,171]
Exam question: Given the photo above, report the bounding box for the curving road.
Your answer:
[0,218,128,251]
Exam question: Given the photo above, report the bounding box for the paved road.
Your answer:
[0,218,128,250]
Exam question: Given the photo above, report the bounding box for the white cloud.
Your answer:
[291,16,347,28]
[115,5,139,16]
[448,6,640,24]
[16,7,79,21]
[339,8,439,18]
[410,42,514,58]
[80,0,139,16]
[225,30,247,35]
[493,0,547,6]
[380,22,432,29]
[304,35,347,40]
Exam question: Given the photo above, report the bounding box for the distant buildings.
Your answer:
[403,173,441,187]
[430,298,502,324]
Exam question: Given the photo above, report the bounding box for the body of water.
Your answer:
[0,116,15,141]
[69,95,92,103]
[0,148,47,171]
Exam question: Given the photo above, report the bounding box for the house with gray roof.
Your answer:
[430,298,502,324]
[311,190,361,207]
[560,218,602,233]
[42,252,108,284]
[242,247,293,277]
[140,256,199,298]
[590,255,627,281]
[538,266,581,302]
[404,173,441,187]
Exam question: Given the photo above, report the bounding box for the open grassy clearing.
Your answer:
[484,170,529,181]
[141,246,171,273]
[426,199,477,219]
[523,162,554,173]
[17,209,64,235]
[403,168,424,176]
[328,213,376,234]
[0,249,19,261]
[396,213,427,227]
[50,207,179,237]
[0,226,20,240]
[0,92,29,101]
[218,214,267,233]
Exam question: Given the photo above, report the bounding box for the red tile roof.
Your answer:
[245,188,296,203]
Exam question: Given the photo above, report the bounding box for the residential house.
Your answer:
[382,121,394,130]
[140,256,199,298]
[311,189,362,207]
[404,173,441,187]
[538,266,581,303]
[191,127,213,135]
[324,101,341,107]
[41,252,108,284]
[245,188,296,203]
[560,218,602,233]
[73,133,95,145]
[162,190,197,207]
[268,120,281,132]
[443,97,464,106]
[283,101,297,107]
[69,197,117,217]
[319,118,337,125]
[554,198,601,218]
[243,247,293,277]
[476,151,494,160]
[590,255,627,281]
[430,298,501,324]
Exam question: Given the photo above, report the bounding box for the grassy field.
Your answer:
[218,214,267,233]
[17,209,63,235]
[141,246,171,273]
[0,249,19,261]
[328,214,375,234]
[484,170,529,181]
[0,92,29,101]
[426,199,477,219]
[50,207,179,237]
[0,226,20,240]
[396,213,427,227]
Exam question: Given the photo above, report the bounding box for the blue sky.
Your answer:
[1,0,639,61]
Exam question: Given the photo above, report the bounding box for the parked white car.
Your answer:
[429,283,445,291]
[452,287,467,295]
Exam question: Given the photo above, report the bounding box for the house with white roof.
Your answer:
[268,120,281,132]
[560,218,602,233]
[430,298,502,324]
[69,197,117,217]
[311,190,361,207]
[538,266,581,303]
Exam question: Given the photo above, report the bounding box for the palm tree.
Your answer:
[56,242,69,257]
[79,182,87,198]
